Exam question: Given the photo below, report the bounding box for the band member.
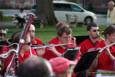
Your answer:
[0,28,9,54]
[18,32,38,63]
[0,28,9,75]
[80,22,103,54]
[1,32,38,76]
[43,22,80,60]
[96,25,115,74]
[29,24,43,45]
[29,24,45,56]
[77,22,104,77]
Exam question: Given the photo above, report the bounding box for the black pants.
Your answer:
[16,17,25,28]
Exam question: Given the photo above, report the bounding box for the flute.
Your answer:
[32,43,68,49]
[99,42,115,53]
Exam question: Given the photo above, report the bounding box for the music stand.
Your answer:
[62,47,80,60]
[74,50,99,72]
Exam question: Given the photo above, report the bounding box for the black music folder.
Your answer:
[74,50,99,72]
[74,35,89,45]
[62,47,80,60]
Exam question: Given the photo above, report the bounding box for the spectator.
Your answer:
[49,57,77,77]
[15,8,27,28]
[107,0,115,25]
[16,56,54,77]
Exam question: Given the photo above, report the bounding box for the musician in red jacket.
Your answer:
[1,31,38,75]
[0,28,9,75]
[28,24,45,56]
[96,25,115,75]
[80,23,104,55]
[29,24,43,45]
[43,22,80,61]
[43,22,80,77]
[77,23,104,77]
[1,24,44,76]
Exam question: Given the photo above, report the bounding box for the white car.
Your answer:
[53,1,97,24]
[31,1,97,25]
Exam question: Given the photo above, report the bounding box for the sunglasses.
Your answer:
[92,29,100,32]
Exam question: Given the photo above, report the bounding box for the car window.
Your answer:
[53,3,72,11]
[71,5,84,12]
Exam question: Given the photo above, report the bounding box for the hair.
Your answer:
[16,56,53,77]
[86,22,98,31]
[56,22,72,37]
[103,25,115,38]
[56,22,69,30]
[20,8,24,12]
[57,26,72,37]
[10,31,21,43]
[108,0,115,6]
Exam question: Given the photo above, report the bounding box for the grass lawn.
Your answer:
[6,25,106,44]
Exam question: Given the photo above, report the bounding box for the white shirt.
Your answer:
[107,7,115,25]
[18,11,27,18]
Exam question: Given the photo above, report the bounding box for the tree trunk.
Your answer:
[35,0,57,26]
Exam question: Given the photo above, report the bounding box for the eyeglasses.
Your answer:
[92,29,100,32]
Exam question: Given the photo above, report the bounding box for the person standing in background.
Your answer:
[15,8,27,28]
[107,0,115,25]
